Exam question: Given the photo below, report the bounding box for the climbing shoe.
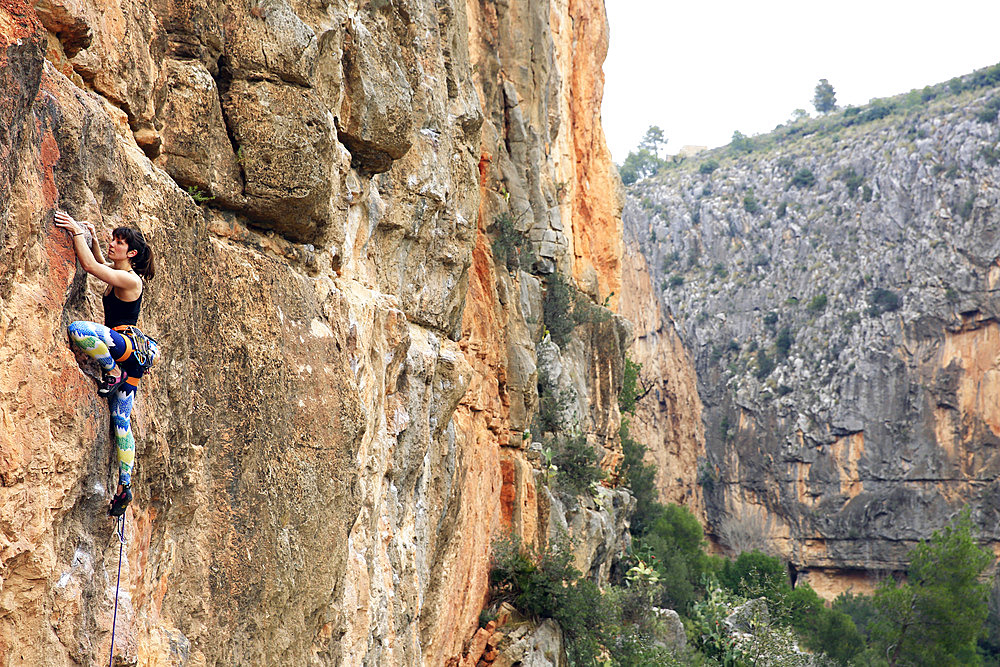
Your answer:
[97,370,128,398]
[108,485,132,517]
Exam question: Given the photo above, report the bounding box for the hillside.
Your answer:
[625,69,1000,596]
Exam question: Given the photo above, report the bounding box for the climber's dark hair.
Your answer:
[113,226,155,280]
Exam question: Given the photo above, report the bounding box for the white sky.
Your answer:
[602,1,1000,163]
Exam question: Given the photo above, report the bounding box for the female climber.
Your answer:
[54,209,158,517]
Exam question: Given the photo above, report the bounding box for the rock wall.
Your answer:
[0,0,627,664]
[624,81,1000,596]
[618,227,704,515]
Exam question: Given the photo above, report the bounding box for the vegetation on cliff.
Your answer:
[489,345,998,664]
[489,478,997,664]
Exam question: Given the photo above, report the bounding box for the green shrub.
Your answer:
[186,185,215,204]
[807,294,828,312]
[720,550,789,604]
[868,287,901,316]
[668,275,684,288]
[777,156,796,172]
[619,148,666,185]
[536,369,575,434]
[776,201,787,218]
[977,107,999,123]
[838,168,864,197]
[689,580,809,665]
[687,246,701,267]
[859,99,895,122]
[832,591,878,641]
[763,311,779,327]
[788,584,866,664]
[552,433,604,496]
[571,291,611,326]
[489,534,645,666]
[699,159,720,174]
[730,130,754,154]
[489,534,607,664]
[842,310,861,330]
[619,356,642,415]
[637,504,717,612]
[755,349,775,379]
[959,195,976,219]
[981,144,1000,166]
[543,271,575,347]
[813,78,836,114]
[790,168,816,188]
[696,459,717,493]
[743,191,760,214]
[620,419,661,536]
[775,326,794,359]
[489,533,579,617]
[970,64,1000,89]
[491,212,535,272]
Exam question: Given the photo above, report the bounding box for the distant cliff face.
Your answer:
[0,0,625,664]
[625,86,1000,596]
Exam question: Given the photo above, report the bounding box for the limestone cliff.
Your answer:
[618,226,704,516]
[625,75,1000,597]
[0,0,626,664]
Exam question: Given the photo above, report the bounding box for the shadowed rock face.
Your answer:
[0,0,627,665]
[625,85,1000,596]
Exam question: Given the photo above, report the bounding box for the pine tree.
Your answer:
[869,509,994,666]
[813,78,836,114]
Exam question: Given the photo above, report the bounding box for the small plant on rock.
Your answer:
[186,185,216,204]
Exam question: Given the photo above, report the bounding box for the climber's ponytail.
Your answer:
[113,226,155,280]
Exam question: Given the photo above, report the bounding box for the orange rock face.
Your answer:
[1,0,630,665]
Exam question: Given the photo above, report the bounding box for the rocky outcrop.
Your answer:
[0,0,628,665]
[625,79,1000,596]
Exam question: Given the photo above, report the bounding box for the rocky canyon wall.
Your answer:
[624,80,1000,597]
[0,0,627,664]
[618,226,704,515]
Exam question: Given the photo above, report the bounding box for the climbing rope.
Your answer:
[109,515,126,667]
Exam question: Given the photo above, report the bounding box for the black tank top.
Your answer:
[103,288,142,328]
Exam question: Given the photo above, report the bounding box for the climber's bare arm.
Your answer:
[54,210,141,293]
[81,219,109,265]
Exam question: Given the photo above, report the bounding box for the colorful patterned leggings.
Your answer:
[67,320,149,487]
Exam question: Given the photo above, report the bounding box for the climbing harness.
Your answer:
[109,515,126,667]
[111,325,159,370]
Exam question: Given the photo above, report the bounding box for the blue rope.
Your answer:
[109,515,125,667]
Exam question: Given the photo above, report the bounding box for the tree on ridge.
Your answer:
[813,78,836,113]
